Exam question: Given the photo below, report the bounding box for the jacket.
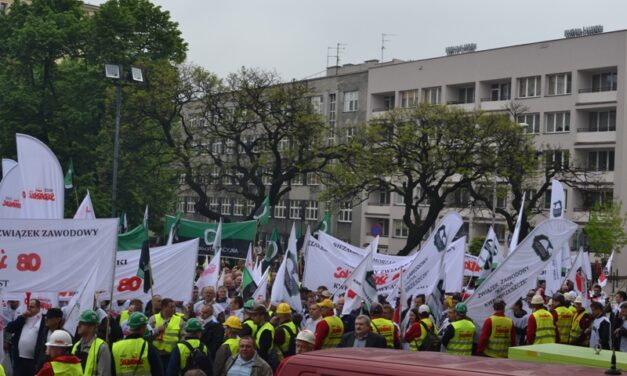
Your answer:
[337,331,387,348]
[6,313,49,370]
[221,354,272,376]
[201,319,225,360]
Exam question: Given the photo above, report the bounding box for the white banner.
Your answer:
[16,134,64,219]
[341,248,377,315]
[63,264,99,335]
[270,224,302,312]
[196,220,222,291]
[0,218,117,294]
[477,226,504,283]
[73,191,96,219]
[113,239,199,301]
[509,192,526,253]
[1,158,17,179]
[444,236,466,293]
[464,254,481,277]
[466,218,577,331]
[252,268,270,303]
[0,163,24,218]
[550,180,566,219]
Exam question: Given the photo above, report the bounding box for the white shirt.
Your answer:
[304,317,321,332]
[193,300,213,317]
[18,314,41,359]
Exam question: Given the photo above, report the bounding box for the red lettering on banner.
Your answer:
[374,274,388,286]
[464,260,481,273]
[1,199,21,208]
[16,253,41,271]
[333,267,351,279]
[0,249,7,270]
[117,276,142,292]
[28,188,56,202]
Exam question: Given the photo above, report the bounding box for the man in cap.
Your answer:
[313,299,344,350]
[442,303,476,356]
[213,316,242,376]
[274,330,316,375]
[477,299,515,358]
[240,300,258,338]
[112,312,164,376]
[166,318,212,376]
[370,303,400,349]
[550,293,574,344]
[221,336,272,376]
[587,301,610,350]
[274,303,298,361]
[526,294,558,344]
[35,330,82,376]
[71,310,111,375]
[35,307,65,371]
[247,303,274,365]
[569,296,591,346]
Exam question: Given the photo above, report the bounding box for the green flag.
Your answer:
[263,228,281,269]
[64,160,74,189]
[253,196,271,226]
[241,267,258,301]
[315,211,332,235]
[118,224,149,251]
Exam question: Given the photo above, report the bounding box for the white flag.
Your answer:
[253,258,263,285]
[196,252,221,291]
[341,247,377,315]
[0,163,24,218]
[252,268,270,303]
[444,236,466,293]
[466,218,577,332]
[73,190,96,219]
[270,223,303,312]
[509,192,526,253]
[599,251,614,287]
[543,247,563,296]
[63,265,99,335]
[16,134,64,219]
[550,180,566,219]
[1,158,17,179]
[245,243,254,271]
[582,250,593,282]
[477,226,504,284]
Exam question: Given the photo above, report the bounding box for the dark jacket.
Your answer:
[6,314,48,370]
[201,319,224,360]
[338,331,387,348]
[221,354,272,376]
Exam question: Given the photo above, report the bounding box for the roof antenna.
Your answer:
[381,33,396,61]
[327,43,347,75]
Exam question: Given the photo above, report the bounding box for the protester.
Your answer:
[614,302,627,352]
[477,299,515,358]
[221,336,272,376]
[442,303,475,356]
[569,296,591,346]
[370,304,400,349]
[167,318,213,376]
[71,310,111,376]
[200,304,225,359]
[6,299,47,375]
[551,293,574,344]
[302,303,321,333]
[587,301,610,350]
[151,298,185,368]
[527,294,558,344]
[246,303,274,365]
[240,300,258,338]
[313,299,344,350]
[338,315,386,348]
[273,303,297,361]
[194,288,216,318]
[591,284,607,306]
[145,294,163,317]
[507,299,529,346]
[112,312,164,376]
[35,330,82,376]
[214,316,242,376]
[229,297,244,321]
[335,297,355,334]
[404,306,437,351]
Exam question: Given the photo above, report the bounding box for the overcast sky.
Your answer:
[90,0,627,80]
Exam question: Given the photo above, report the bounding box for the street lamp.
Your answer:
[105,64,145,218]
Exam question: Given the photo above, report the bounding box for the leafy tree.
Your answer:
[468,236,485,256]
[323,104,518,255]
[584,202,627,255]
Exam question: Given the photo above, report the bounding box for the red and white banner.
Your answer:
[113,239,199,302]
[0,218,117,293]
[73,191,96,219]
[16,134,64,219]
[0,163,24,218]
[1,158,17,179]
[270,223,303,312]
[464,254,481,277]
[444,236,466,293]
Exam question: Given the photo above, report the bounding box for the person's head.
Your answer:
[493,299,506,312]
[128,312,149,335]
[530,294,545,310]
[161,298,175,317]
[184,318,203,338]
[295,329,315,354]
[128,299,143,313]
[537,280,546,290]
[447,307,455,321]
[590,301,604,317]
[414,294,425,308]
[45,330,73,358]
[238,336,256,361]
[418,304,430,319]
[183,370,207,376]
[247,303,268,325]
[202,286,216,302]
[370,303,383,318]
[335,297,345,313]
[317,299,334,316]
[620,302,627,318]
[191,286,199,302]
[408,308,419,323]
[454,303,467,320]
[217,286,228,300]
[526,290,536,304]
[229,296,244,312]
[309,303,321,320]
[593,284,602,297]
[234,275,242,287]
[45,308,64,330]
[553,293,565,307]
[616,291,627,305]
[151,295,162,312]
[8,300,19,310]
[77,310,100,337]
[560,283,570,293]
[276,303,292,324]
[382,304,394,320]
[451,293,462,307]
[223,316,242,338]
[200,304,214,320]
[512,299,523,313]
[28,299,41,315]
[224,276,234,289]
[354,315,372,337]
[574,296,584,312]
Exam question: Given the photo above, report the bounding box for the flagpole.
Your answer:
[105,244,120,343]
[73,186,79,207]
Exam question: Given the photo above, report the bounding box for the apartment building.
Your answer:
[0,0,99,14]
[362,29,625,255]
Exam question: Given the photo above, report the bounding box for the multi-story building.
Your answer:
[0,0,99,14]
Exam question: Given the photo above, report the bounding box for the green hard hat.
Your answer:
[78,309,100,325]
[244,299,255,310]
[454,302,467,314]
[185,318,203,332]
[128,312,148,329]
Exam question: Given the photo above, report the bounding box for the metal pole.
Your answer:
[111,82,122,218]
[492,156,497,228]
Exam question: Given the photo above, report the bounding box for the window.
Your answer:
[490,82,510,101]
[544,190,568,210]
[422,87,441,104]
[289,200,302,219]
[262,169,272,185]
[346,127,355,140]
[457,87,475,104]
[545,150,570,169]
[328,93,336,127]
[307,173,320,186]
[247,200,256,216]
[211,165,220,178]
[225,140,234,155]
[587,150,615,171]
[393,219,409,238]
[547,73,571,95]
[399,90,419,108]
[0,3,7,12]
[582,190,613,209]
[517,76,541,98]
[395,193,405,205]
[292,173,303,185]
[517,113,540,134]
[311,96,323,114]
[274,200,287,218]
[233,199,245,216]
[186,197,196,213]
[383,95,395,110]
[343,91,359,112]
[178,173,186,185]
[305,201,319,220]
[209,197,219,212]
[588,110,616,132]
[377,191,390,205]
[212,141,223,154]
[370,219,389,237]
[545,111,570,133]
[592,72,617,92]
[278,139,290,152]
[338,202,352,223]
[221,199,232,215]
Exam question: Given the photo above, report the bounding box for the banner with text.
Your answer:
[0,163,23,218]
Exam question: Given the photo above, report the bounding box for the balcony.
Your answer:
[480,97,510,111]
[447,101,476,112]
[364,204,391,216]
[575,128,616,144]
[577,88,617,105]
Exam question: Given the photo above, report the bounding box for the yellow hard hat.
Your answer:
[277,303,292,314]
[224,316,242,330]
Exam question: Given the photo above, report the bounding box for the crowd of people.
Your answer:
[2,260,626,376]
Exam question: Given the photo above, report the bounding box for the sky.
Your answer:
[89,0,627,80]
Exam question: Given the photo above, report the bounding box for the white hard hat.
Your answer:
[45,330,73,347]
[296,329,315,345]
[418,304,430,314]
[531,294,545,305]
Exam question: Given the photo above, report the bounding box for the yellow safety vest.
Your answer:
[554,306,574,344]
[0,364,5,376]
[112,337,151,376]
[177,339,207,371]
[568,305,577,314]
[321,315,344,349]
[255,322,275,351]
[484,315,513,358]
[71,337,107,376]
[570,310,589,346]
[153,313,182,353]
[119,310,130,324]
[50,360,83,376]
[447,319,475,356]
[532,309,556,344]
[371,317,395,348]
[223,337,240,356]
[243,319,258,337]
[277,321,298,360]
[408,318,436,351]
